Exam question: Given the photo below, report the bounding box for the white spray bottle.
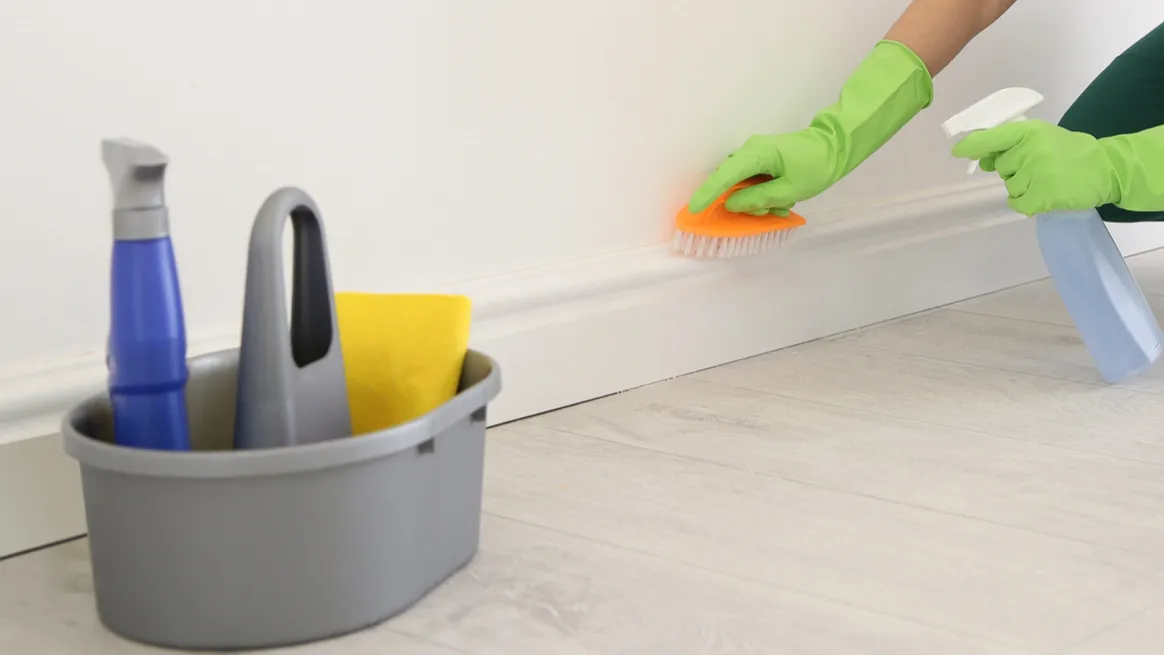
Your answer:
[944,88,1163,383]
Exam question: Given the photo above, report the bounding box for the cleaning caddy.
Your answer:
[62,138,501,651]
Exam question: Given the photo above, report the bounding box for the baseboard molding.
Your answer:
[6,178,1162,557]
[0,435,85,559]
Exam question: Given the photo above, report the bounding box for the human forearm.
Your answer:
[885,0,1019,75]
[1103,124,1164,212]
[687,0,1019,215]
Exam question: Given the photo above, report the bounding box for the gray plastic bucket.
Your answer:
[61,347,500,651]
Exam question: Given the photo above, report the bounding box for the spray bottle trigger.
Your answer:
[942,88,1044,175]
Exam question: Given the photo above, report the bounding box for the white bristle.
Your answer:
[670,227,799,259]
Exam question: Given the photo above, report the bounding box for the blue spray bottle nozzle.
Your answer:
[102,138,191,450]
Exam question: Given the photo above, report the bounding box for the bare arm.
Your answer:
[885,0,1019,75]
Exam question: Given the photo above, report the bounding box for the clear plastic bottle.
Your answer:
[1035,209,1163,383]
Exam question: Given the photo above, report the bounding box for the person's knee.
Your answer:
[1059,27,1164,137]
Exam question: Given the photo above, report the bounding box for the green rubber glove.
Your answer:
[687,40,933,216]
[952,120,1164,216]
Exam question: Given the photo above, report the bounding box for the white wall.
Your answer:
[5,0,1164,556]
[0,0,1162,374]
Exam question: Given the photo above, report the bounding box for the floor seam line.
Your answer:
[1048,596,1164,654]
[478,511,1031,652]
[833,339,1164,398]
[682,377,1164,469]
[510,423,1164,561]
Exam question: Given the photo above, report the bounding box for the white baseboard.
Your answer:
[0,435,85,558]
[6,178,1162,557]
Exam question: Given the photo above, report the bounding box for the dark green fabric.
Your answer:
[1058,22,1164,222]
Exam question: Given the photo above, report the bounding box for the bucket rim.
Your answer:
[60,348,501,479]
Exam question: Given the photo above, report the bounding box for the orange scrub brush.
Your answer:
[672,176,806,259]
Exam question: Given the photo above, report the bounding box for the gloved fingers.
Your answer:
[951,122,1028,161]
[687,149,765,213]
[1007,194,1049,217]
[978,154,998,173]
[1003,167,1037,215]
[724,176,797,214]
[993,149,1024,180]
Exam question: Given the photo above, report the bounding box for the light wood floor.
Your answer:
[8,251,1164,654]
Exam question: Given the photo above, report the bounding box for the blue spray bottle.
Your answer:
[944,89,1163,383]
[102,138,191,450]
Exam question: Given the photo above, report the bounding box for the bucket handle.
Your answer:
[235,187,352,449]
[242,187,340,368]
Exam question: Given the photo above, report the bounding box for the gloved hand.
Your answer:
[687,131,840,217]
[952,120,1164,216]
[688,40,933,216]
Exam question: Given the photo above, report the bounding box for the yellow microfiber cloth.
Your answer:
[334,292,472,435]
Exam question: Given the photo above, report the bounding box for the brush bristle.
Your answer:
[670,228,799,259]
